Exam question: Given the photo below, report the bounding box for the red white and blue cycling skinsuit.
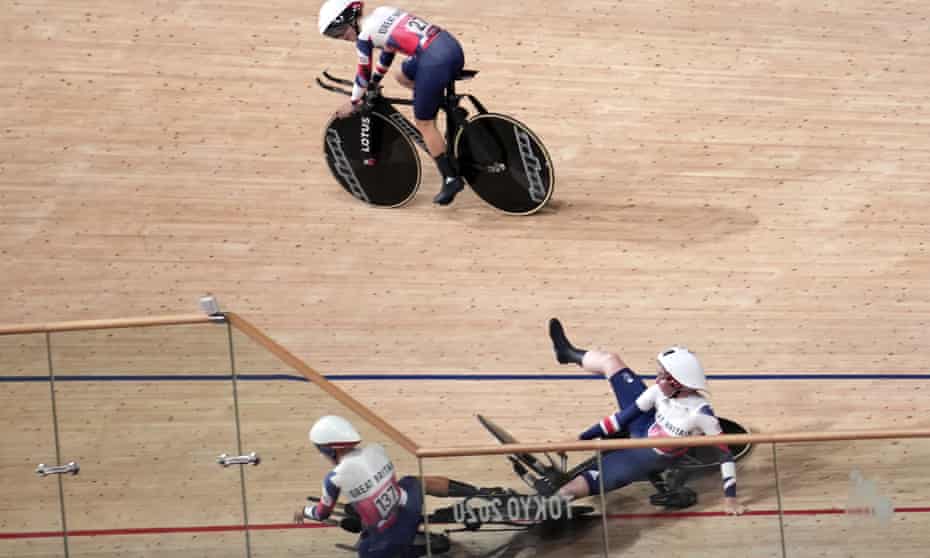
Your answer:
[578,369,737,497]
[305,444,424,557]
[308,444,405,530]
[351,6,464,120]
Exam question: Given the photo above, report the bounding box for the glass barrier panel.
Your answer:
[599,437,783,557]
[777,438,930,557]
[56,532,248,558]
[230,326,421,558]
[48,323,246,557]
[0,333,66,558]
[418,448,610,557]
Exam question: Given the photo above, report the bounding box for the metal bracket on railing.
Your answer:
[217,452,261,467]
[207,313,227,323]
[199,296,228,323]
[36,462,80,477]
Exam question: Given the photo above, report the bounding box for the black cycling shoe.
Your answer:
[433,176,465,205]
[549,318,587,365]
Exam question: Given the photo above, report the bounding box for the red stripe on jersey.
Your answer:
[601,415,618,435]
[420,27,440,50]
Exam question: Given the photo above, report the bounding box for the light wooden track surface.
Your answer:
[2,0,930,556]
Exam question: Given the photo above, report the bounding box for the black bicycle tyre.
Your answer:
[452,113,554,216]
[674,417,753,472]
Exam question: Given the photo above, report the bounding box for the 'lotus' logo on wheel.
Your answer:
[360,116,371,155]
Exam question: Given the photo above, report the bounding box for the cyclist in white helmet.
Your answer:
[318,0,467,205]
[293,415,485,557]
[547,318,746,516]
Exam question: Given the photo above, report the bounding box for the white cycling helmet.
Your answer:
[318,0,364,37]
[656,346,708,391]
[309,415,361,459]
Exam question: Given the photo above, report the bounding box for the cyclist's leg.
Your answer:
[561,448,673,499]
[411,32,465,204]
[357,477,424,558]
[396,56,417,90]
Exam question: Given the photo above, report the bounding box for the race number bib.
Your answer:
[397,14,438,48]
[405,16,429,33]
[373,483,400,518]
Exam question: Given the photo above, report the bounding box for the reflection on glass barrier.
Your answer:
[417,409,612,556]
[778,439,929,557]
[847,470,894,521]
[417,448,610,558]
[416,435,789,558]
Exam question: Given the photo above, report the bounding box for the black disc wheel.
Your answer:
[323,111,421,207]
[453,113,554,215]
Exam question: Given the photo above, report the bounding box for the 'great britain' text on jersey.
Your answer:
[653,410,691,437]
[349,460,395,498]
[378,10,403,35]
[312,444,405,532]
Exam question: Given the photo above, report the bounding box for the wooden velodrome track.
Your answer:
[2,0,930,556]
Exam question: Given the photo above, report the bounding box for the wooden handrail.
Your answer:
[416,428,930,459]
[225,312,420,455]
[0,314,214,335]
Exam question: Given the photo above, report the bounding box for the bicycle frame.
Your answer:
[318,70,555,215]
[316,70,489,156]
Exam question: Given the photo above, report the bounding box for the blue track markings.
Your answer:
[2,372,929,383]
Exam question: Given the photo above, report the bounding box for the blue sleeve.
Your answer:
[373,51,396,79]
[579,423,603,440]
[313,471,341,520]
[351,38,375,102]
[699,406,737,497]
[615,405,644,431]
[380,51,396,66]
[579,405,644,440]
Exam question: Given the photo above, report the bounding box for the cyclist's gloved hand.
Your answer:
[362,85,382,107]
[339,516,363,533]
